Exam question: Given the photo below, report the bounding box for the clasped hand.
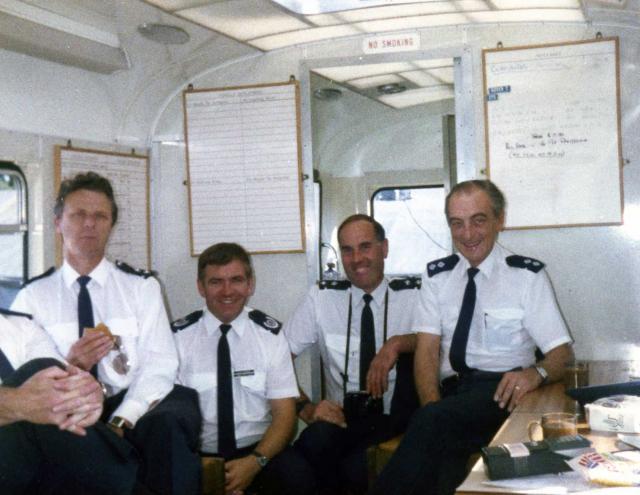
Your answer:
[18,364,103,435]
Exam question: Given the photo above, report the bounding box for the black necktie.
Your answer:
[217,324,236,458]
[0,347,14,381]
[77,275,94,337]
[450,267,480,373]
[360,294,375,391]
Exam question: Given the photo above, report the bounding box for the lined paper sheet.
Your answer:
[184,82,304,255]
[57,147,149,269]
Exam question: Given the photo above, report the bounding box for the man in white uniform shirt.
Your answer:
[172,242,315,495]
[0,308,138,494]
[284,214,419,494]
[12,172,201,495]
[370,180,573,495]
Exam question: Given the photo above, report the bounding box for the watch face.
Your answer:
[253,452,268,467]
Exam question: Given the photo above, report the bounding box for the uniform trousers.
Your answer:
[369,375,509,495]
[0,358,138,495]
[102,384,203,495]
[204,442,317,495]
[294,412,400,494]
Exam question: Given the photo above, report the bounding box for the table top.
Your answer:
[456,361,639,494]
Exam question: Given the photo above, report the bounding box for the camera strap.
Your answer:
[342,288,389,397]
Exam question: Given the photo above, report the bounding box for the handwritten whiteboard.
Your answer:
[483,38,623,229]
[55,146,150,268]
[183,81,305,255]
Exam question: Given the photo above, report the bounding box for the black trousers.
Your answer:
[369,377,509,495]
[204,442,317,495]
[103,384,203,495]
[0,358,138,495]
[294,413,400,494]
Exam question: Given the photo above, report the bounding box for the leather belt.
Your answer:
[440,367,522,390]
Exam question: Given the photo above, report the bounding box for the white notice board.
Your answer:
[483,38,623,229]
[183,81,305,255]
[55,146,150,268]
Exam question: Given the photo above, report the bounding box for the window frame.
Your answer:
[370,183,450,276]
[0,162,29,285]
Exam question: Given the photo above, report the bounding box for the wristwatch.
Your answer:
[252,450,269,468]
[533,365,549,384]
[108,416,130,429]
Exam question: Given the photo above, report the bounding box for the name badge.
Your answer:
[233,369,255,377]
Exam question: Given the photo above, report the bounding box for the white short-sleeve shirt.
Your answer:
[415,244,572,380]
[0,311,62,384]
[11,258,178,425]
[173,307,298,454]
[283,278,419,413]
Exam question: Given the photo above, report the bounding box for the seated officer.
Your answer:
[370,180,573,495]
[172,242,316,495]
[0,308,137,494]
[284,214,419,494]
[12,171,201,495]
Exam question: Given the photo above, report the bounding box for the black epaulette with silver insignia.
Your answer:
[171,310,203,333]
[389,277,421,291]
[506,255,545,273]
[427,254,460,278]
[249,309,282,335]
[115,260,156,279]
[22,267,55,287]
[0,307,32,319]
[318,280,351,290]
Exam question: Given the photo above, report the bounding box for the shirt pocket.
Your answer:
[102,317,139,374]
[483,308,525,351]
[239,371,267,398]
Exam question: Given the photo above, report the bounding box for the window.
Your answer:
[0,163,28,307]
[372,185,451,275]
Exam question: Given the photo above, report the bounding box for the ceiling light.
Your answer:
[313,88,343,100]
[378,83,406,95]
[137,23,190,44]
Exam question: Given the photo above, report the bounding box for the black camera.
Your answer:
[343,391,383,425]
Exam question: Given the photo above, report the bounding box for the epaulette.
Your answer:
[115,260,156,279]
[426,254,460,278]
[318,280,351,290]
[0,308,32,319]
[248,309,282,335]
[506,255,545,273]
[389,277,421,291]
[171,310,203,333]
[22,267,55,287]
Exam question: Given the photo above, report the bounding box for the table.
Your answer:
[456,361,638,494]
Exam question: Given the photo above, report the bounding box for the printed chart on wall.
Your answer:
[54,146,150,268]
[483,37,623,229]
[183,80,305,255]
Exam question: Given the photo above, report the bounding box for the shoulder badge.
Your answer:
[506,255,545,273]
[248,309,282,335]
[389,276,421,291]
[115,260,155,279]
[427,254,460,278]
[0,307,32,319]
[171,310,203,333]
[22,267,55,287]
[318,280,351,290]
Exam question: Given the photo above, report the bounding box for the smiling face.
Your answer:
[447,187,504,267]
[197,259,255,324]
[55,189,113,266]
[338,219,388,293]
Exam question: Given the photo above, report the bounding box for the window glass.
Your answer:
[0,164,27,306]
[0,173,20,224]
[372,186,451,275]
